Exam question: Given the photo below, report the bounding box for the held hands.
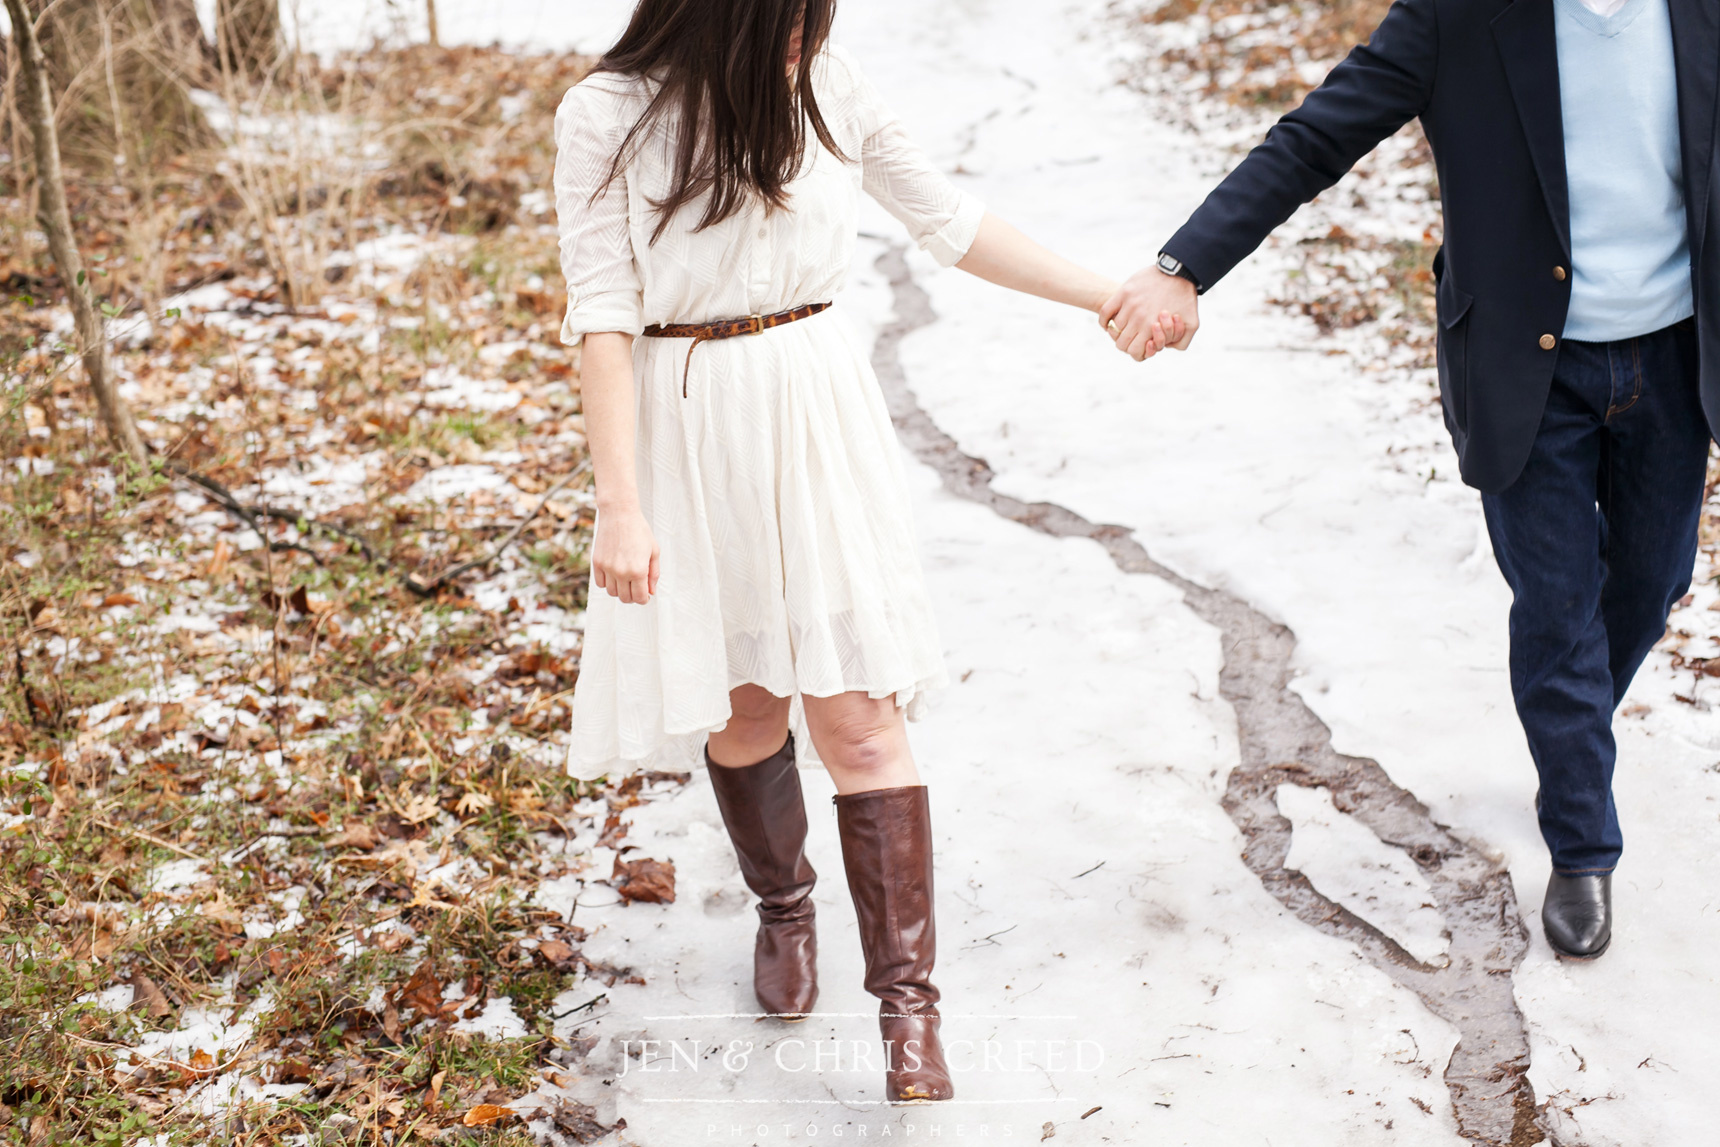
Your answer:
[1099,266,1200,362]
[592,505,660,606]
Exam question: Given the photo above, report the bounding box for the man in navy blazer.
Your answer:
[1104,0,1720,959]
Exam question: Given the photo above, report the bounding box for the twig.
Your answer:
[221,824,327,865]
[549,992,608,1021]
[405,462,591,596]
[167,464,347,564]
[92,818,206,862]
[170,460,591,596]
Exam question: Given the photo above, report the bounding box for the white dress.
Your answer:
[555,47,984,778]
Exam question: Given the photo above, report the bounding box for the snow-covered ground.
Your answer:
[216,1,1720,1144]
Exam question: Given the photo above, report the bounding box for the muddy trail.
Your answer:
[869,243,1561,1147]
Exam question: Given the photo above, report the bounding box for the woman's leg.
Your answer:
[708,684,793,766]
[805,692,953,1103]
[705,684,818,1019]
[801,692,922,794]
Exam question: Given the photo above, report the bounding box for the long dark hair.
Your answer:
[596,0,849,242]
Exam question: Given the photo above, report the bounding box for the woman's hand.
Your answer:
[593,505,660,605]
[1101,268,1199,361]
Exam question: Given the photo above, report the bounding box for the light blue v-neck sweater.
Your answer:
[1555,0,1694,342]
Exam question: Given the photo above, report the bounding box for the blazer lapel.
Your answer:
[1668,0,1720,259]
[1492,0,1571,256]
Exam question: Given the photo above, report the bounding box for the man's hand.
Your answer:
[1100,267,1200,361]
[592,505,661,606]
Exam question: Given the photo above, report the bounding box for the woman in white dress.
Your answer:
[556,0,1179,1103]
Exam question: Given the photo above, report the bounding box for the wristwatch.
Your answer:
[1157,252,1203,294]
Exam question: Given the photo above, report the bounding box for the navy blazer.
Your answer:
[1161,0,1720,492]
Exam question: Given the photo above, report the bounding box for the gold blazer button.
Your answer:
[1553,266,1568,281]
[1539,334,1557,350]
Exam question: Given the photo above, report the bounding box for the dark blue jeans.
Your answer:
[1482,319,1710,874]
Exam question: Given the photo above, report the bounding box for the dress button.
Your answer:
[1539,334,1557,350]
[1553,266,1567,281]
[757,228,767,240]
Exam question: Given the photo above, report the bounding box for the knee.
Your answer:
[721,688,790,743]
[819,713,897,776]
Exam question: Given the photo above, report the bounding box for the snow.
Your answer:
[1279,783,1450,966]
[452,996,531,1040]
[453,0,1714,1140]
[147,858,212,894]
[126,990,273,1070]
[65,0,1712,1142]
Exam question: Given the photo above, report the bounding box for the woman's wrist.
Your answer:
[1081,278,1120,314]
[596,491,643,515]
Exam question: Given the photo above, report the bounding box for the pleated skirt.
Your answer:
[566,309,947,778]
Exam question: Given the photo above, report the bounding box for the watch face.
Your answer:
[1158,254,1181,275]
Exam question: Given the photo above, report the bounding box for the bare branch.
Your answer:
[1,0,146,465]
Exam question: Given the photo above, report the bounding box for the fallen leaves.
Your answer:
[454,789,495,817]
[536,939,579,968]
[392,957,448,1021]
[611,855,677,905]
[126,973,175,1020]
[526,1096,626,1144]
[461,1103,516,1127]
[329,821,380,850]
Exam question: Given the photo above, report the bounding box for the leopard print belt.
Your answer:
[642,302,833,396]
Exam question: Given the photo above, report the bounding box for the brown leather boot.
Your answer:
[835,785,955,1103]
[706,735,818,1019]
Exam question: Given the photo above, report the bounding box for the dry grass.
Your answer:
[0,40,676,1146]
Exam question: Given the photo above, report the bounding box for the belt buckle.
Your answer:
[746,313,764,335]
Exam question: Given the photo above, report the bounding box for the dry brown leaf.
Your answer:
[394,957,446,1019]
[425,1068,447,1113]
[462,1104,516,1127]
[330,821,380,850]
[200,891,246,936]
[612,855,676,905]
[205,539,232,579]
[127,973,175,1019]
[537,939,577,968]
[455,789,494,817]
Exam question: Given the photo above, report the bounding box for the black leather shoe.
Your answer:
[1542,872,1612,960]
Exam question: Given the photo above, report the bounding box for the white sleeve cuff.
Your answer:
[921,193,986,268]
[560,287,646,346]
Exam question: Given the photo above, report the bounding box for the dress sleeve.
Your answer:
[554,80,645,345]
[837,49,986,268]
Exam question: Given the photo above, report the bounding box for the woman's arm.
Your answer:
[582,332,659,606]
[957,214,1183,351]
[956,214,1115,312]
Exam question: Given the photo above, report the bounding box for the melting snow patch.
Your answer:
[409,464,514,501]
[451,996,529,1040]
[79,983,137,1012]
[148,858,212,893]
[421,366,523,412]
[1278,784,1451,966]
[127,990,273,1071]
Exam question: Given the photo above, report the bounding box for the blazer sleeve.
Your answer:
[1161,0,1440,290]
[834,47,987,267]
[554,80,646,346]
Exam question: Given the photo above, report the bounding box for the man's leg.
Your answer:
[1482,341,1620,876]
[1596,322,1711,708]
